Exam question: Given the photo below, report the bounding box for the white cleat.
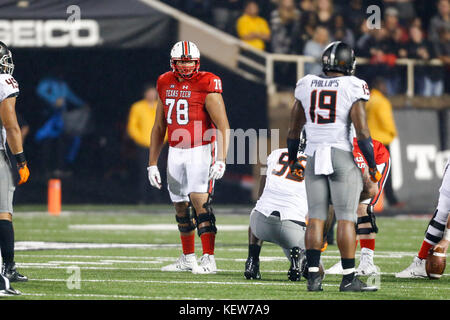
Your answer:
[356,248,380,275]
[395,256,427,279]
[192,254,217,274]
[325,261,343,275]
[161,253,199,272]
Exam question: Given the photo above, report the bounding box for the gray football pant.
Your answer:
[305,148,362,223]
[250,209,306,260]
[0,151,14,214]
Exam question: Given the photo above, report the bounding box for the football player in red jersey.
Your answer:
[148,41,230,274]
[326,138,390,276]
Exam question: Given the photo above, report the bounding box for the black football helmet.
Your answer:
[321,41,355,76]
[0,41,14,75]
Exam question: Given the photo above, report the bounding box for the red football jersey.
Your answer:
[353,138,390,173]
[157,71,223,148]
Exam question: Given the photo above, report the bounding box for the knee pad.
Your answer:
[175,205,196,233]
[356,205,378,235]
[196,199,217,236]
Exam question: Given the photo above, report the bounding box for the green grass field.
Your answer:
[4,205,449,300]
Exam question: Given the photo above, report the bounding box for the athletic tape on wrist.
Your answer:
[444,228,450,241]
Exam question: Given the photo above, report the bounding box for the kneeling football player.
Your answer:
[396,158,450,278]
[244,143,324,281]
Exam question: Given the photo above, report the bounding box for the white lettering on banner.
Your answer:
[407,145,436,180]
[406,144,450,180]
[0,20,100,47]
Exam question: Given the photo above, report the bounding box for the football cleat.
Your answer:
[2,263,28,282]
[356,248,380,276]
[161,253,199,272]
[339,276,378,292]
[192,254,217,274]
[302,260,326,281]
[395,256,427,279]
[0,286,21,297]
[288,247,305,281]
[244,256,261,280]
[307,272,323,292]
[325,261,343,275]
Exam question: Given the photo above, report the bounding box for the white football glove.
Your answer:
[208,160,226,180]
[147,165,162,189]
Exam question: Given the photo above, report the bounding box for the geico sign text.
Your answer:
[0,20,100,47]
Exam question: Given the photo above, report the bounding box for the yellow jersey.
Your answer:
[127,99,167,148]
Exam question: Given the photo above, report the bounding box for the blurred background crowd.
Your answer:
[162,0,450,95]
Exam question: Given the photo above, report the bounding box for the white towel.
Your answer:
[314,145,334,175]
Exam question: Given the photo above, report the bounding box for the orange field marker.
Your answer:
[48,179,61,216]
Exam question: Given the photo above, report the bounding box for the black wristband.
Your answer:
[14,152,26,164]
[357,138,376,169]
[287,138,300,163]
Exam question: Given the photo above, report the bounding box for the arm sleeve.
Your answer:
[0,76,19,102]
[350,77,370,103]
[207,74,223,93]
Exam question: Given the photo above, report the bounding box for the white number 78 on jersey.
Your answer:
[165,98,189,125]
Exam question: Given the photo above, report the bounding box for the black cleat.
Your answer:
[2,263,28,282]
[302,260,325,281]
[0,286,21,296]
[339,276,378,292]
[307,272,323,291]
[288,247,306,281]
[244,257,261,280]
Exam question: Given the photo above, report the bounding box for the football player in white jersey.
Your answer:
[396,158,450,278]
[0,41,30,296]
[287,41,381,292]
[244,136,310,280]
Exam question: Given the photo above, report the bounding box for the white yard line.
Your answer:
[15,263,450,277]
[20,293,205,300]
[69,224,248,231]
[26,278,450,291]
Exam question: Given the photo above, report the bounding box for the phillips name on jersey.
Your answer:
[294,74,370,156]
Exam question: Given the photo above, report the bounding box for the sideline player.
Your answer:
[326,137,390,275]
[396,158,450,278]
[148,41,230,274]
[0,41,30,295]
[287,41,381,292]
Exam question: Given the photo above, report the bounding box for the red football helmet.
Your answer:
[170,41,200,79]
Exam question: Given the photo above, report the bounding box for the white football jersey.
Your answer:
[294,74,370,156]
[0,74,19,151]
[255,148,308,222]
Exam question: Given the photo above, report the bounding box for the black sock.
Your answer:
[341,258,355,282]
[248,244,261,261]
[0,220,14,265]
[306,249,321,272]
